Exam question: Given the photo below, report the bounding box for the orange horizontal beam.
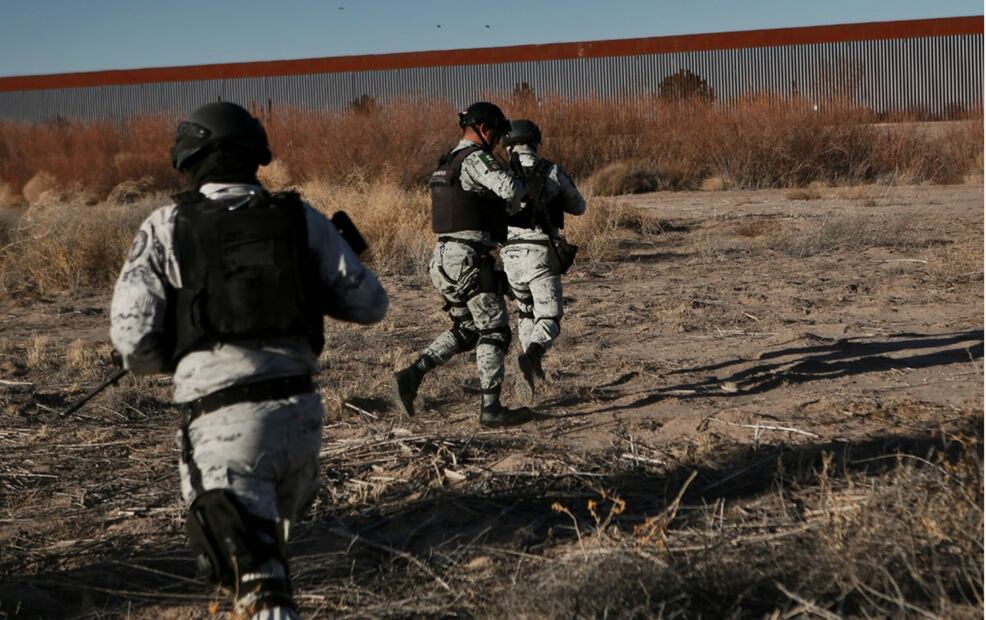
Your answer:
[0,15,981,92]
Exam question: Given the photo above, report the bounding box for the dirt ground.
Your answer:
[0,183,982,619]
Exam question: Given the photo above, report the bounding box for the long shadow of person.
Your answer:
[571,329,983,415]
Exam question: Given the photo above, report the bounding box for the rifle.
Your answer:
[331,211,368,255]
[61,367,127,417]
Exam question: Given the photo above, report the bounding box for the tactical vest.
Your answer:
[430,146,507,242]
[507,158,566,231]
[169,191,324,362]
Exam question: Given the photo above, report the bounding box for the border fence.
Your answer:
[0,16,981,123]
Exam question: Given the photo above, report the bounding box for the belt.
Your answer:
[183,374,314,422]
[501,238,553,247]
[438,236,494,254]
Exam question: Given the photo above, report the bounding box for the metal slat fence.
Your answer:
[0,33,981,123]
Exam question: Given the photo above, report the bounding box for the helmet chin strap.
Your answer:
[471,124,494,152]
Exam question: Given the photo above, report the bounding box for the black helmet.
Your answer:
[503,119,542,148]
[170,102,272,172]
[457,101,510,135]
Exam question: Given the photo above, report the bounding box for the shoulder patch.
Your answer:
[127,230,148,262]
[477,151,502,172]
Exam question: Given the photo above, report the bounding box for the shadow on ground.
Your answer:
[4,418,978,618]
[542,329,983,412]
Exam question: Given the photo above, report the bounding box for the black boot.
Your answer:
[517,342,546,400]
[480,398,531,428]
[392,357,432,418]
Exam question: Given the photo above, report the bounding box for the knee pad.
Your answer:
[450,322,479,352]
[186,490,290,596]
[478,326,512,351]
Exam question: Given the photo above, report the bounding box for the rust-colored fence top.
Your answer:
[1,15,981,92]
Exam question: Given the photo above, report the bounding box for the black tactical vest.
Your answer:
[169,190,324,362]
[430,146,507,242]
[506,157,566,231]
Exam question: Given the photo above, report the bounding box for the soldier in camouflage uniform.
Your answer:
[110,102,388,620]
[500,120,586,399]
[392,102,529,427]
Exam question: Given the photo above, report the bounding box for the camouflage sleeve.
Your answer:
[550,163,587,216]
[109,206,178,375]
[304,205,389,324]
[460,150,527,215]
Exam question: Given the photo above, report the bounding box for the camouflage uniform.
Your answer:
[110,182,388,619]
[420,139,526,402]
[502,144,585,357]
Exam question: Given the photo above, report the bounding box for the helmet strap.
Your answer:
[471,124,494,152]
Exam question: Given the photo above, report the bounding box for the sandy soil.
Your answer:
[0,183,981,618]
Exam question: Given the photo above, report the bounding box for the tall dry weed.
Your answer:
[566,197,660,262]
[1,98,980,198]
[0,195,160,296]
[300,173,432,274]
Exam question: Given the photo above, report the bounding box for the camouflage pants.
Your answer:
[423,239,510,396]
[178,393,323,537]
[501,243,563,352]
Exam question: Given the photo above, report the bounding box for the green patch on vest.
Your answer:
[477,151,502,172]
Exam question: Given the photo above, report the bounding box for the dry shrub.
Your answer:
[300,172,431,274]
[0,196,159,296]
[0,115,178,199]
[1,98,982,198]
[0,182,20,208]
[924,239,984,286]
[267,99,458,188]
[25,336,51,369]
[586,160,660,195]
[586,160,694,196]
[785,188,822,201]
[566,198,661,262]
[733,218,780,238]
[257,159,293,190]
[0,208,20,248]
[106,176,156,205]
[700,176,729,191]
[65,339,108,370]
[22,171,60,205]
[768,212,915,257]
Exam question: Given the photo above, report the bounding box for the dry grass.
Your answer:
[566,197,662,262]
[66,339,114,371]
[767,212,916,257]
[22,171,61,206]
[924,239,984,287]
[257,159,294,190]
[301,172,432,274]
[0,196,160,296]
[25,335,51,369]
[785,187,823,201]
[105,177,156,205]
[494,437,983,619]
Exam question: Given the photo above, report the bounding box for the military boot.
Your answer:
[479,397,531,428]
[517,342,546,400]
[392,357,433,418]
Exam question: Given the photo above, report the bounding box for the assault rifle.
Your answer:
[61,211,369,416]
